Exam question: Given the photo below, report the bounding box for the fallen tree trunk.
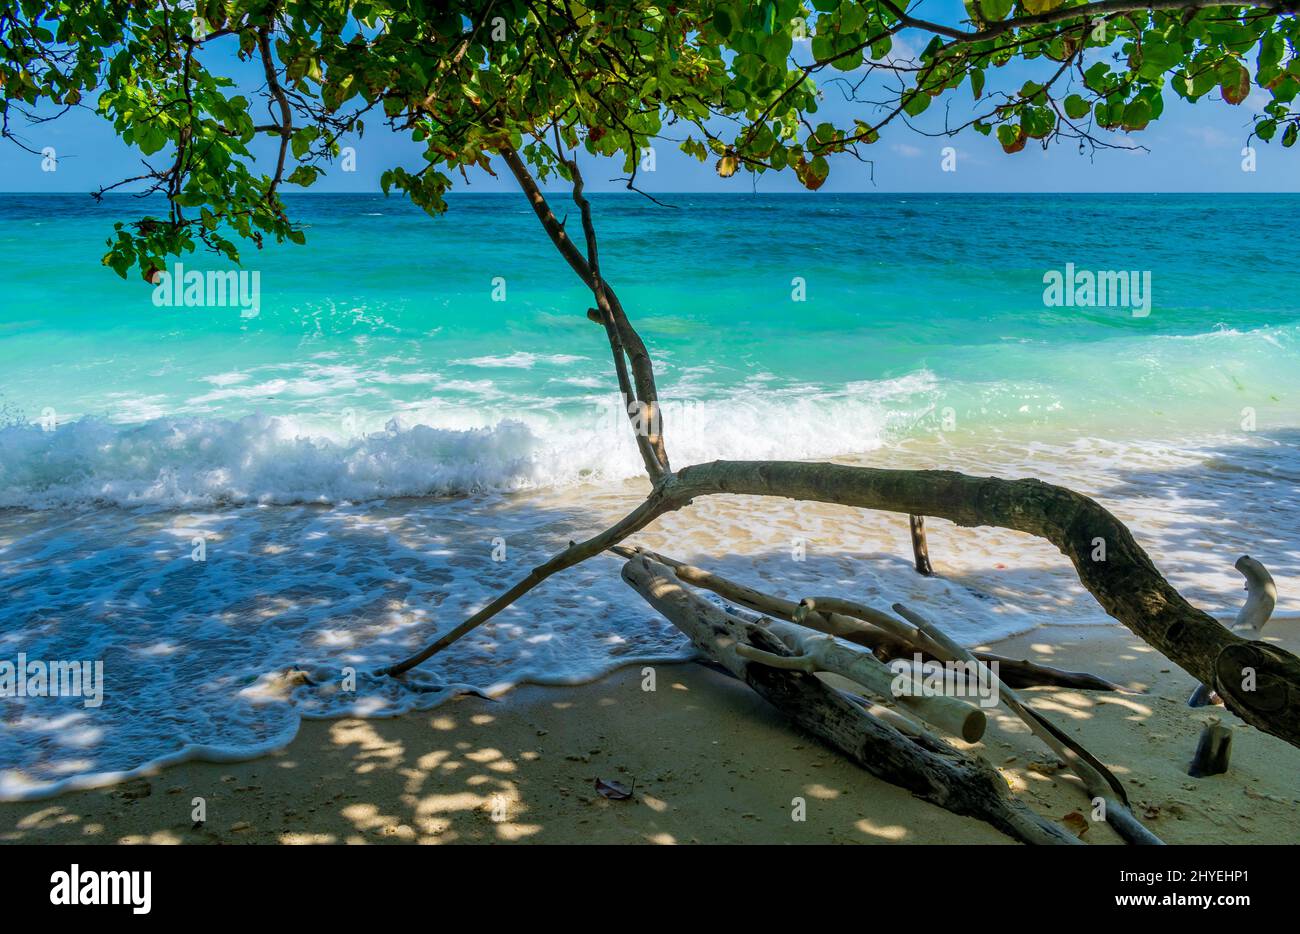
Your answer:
[621,554,1081,845]
[735,616,989,742]
[608,543,1121,691]
[890,602,1162,845]
[666,460,1300,749]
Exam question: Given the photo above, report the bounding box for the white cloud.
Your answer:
[1185,125,1233,148]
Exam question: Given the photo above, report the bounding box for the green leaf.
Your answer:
[977,0,1013,22]
[1064,95,1090,119]
[902,90,930,116]
[1083,62,1111,93]
[713,7,734,38]
[291,127,319,159]
[286,165,321,187]
[1220,60,1251,105]
[831,51,862,72]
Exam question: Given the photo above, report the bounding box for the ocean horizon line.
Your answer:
[3,189,1299,197]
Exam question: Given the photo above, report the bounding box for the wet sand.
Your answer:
[5,618,1298,845]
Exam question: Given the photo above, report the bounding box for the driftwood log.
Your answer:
[609,544,1121,692]
[612,543,1158,844]
[733,615,988,742]
[888,602,1161,845]
[620,553,1081,845]
[387,459,1300,750]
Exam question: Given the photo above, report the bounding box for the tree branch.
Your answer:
[498,144,670,480]
[883,0,1298,46]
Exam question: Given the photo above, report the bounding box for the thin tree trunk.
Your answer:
[499,145,669,478]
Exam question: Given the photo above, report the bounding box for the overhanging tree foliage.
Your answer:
[4,0,1297,843]
[6,0,1299,267]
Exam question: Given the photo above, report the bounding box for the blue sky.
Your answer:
[2,7,1296,195]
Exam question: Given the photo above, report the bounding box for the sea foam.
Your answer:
[0,373,935,509]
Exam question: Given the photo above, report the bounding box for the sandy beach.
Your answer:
[5,616,1297,845]
[4,0,1300,874]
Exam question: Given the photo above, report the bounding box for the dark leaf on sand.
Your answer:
[595,777,633,800]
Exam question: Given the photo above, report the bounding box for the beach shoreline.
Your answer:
[6,618,1298,845]
[4,429,1300,810]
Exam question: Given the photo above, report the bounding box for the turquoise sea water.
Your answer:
[1,192,1298,797]
[1,192,1297,504]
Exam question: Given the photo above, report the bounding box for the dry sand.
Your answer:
[4,618,1298,845]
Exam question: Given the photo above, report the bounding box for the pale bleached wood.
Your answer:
[1189,555,1278,707]
[609,544,1120,691]
[620,554,1081,845]
[1232,555,1277,635]
[738,618,988,742]
[892,602,1163,845]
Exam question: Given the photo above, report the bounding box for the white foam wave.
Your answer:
[451,352,589,369]
[0,374,938,509]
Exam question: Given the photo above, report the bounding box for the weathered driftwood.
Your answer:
[1232,555,1278,634]
[621,554,1080,845]
[1189,555,1278,708]
[1188,717,1233,778]
[909,514,934,576]
[736,617,988,742]
[775,585,1158,843]
[891,603,1163,846]
[608,544,1121,691]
